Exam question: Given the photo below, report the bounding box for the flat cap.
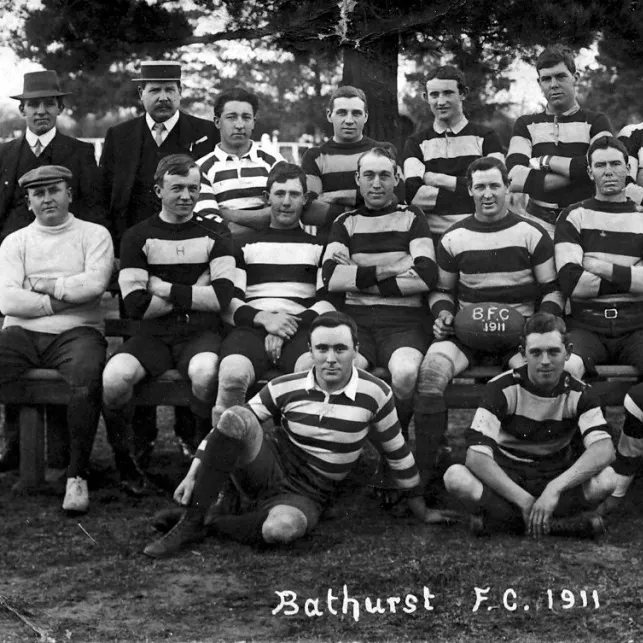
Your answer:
[18,165,73,189]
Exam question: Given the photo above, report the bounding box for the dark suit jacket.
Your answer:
[100,111,217,247]
[0,131,107,240]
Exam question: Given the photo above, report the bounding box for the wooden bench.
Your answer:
[4,361,639,490]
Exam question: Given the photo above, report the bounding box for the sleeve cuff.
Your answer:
[170,284,192,310]
[356,265,378,289]
[612,264,632,292]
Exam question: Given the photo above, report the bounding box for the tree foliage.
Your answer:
[6,0,643,141]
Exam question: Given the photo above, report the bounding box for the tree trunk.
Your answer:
[342,33,400,150]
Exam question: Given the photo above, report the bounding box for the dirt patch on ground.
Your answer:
[1,408,642,642]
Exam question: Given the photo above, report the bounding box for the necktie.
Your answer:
[33,139,43,157]
[153,122,166,147]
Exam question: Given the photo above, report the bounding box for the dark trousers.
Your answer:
[0,326,106,478]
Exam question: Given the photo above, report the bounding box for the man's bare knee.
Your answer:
[102,355,145,406]
[443,464,481,501]
[187,352,218,390]
[217,406,260,440]
[262,506,308,544]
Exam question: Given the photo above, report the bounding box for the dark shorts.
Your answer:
[346,305,430,368]
[219,326,310,378]
[233,433,340,531]
[494,450,595,515]
[566,321,643,375]
[113,329,221,378]
[445,339,521,370]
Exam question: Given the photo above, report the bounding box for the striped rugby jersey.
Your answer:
[467,364,611,463]
[193,141,284,217]
[245,367,421,490]
[613,383,643,485]
[322,202,437,309]
[119,214,234,319]
[403,118,504,236]
[506,105,612,224]
[555,198,643,322]
[430,212,564,318]
[301,136,404,207]
[226,226,335,327]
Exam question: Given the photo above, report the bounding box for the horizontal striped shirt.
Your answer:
[226,226,334,327]
[506,105,612,224]
[430,212,564,318]
[119,214,234,319]
[467,365,611,463]
[301,136,405,207]
[403,118,504,235]
[322,202,437,309]
[245,367,421,489]
[194,141,284,217]
[618,123,643,181]
[613,384,643,480]
[555,198,643,324]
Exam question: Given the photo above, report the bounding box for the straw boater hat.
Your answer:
[133,61,182,82]
[10,71,71,100]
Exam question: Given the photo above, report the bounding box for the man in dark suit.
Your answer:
[100,60,217,254]
[0,70,106,242]
[100,61,218,482]
[0,70,107,472]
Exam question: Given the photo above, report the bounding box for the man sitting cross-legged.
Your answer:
[444,313,616,539]
[143,311,446,559]
[321,147,437,436]
[414,157,564,500]
[102,154,234,494]
[213,162,336,417]
[0,165,113,513]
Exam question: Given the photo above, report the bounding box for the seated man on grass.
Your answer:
[213,161,336,416]
[444,312,616,539]
[143,311,448,559]
[101,154,234,495]
[0,165,113,513]
[414,157,564,500]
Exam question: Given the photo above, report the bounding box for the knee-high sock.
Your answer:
[394,397,414,440]
[479,486,525,534]
[208,509,270,545]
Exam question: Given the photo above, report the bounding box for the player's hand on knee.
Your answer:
[265,334,284,365]
[528,487,559,538]
[173,474,196,506]
[433,311,455,341]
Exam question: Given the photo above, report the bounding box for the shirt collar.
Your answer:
[304,366,359,400]
[214,139,259,162]
[433,115,468,135]
[545,101,580,117]
[26,127,56,149]
[146,110,180,134]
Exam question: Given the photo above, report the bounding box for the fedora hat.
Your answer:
[10,70,71,100]
[133,61,182,82]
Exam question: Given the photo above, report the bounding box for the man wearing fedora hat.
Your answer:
[100,60,217,469]
[100,61,217,253]
[0,70,107,473]
[0,70,106,242]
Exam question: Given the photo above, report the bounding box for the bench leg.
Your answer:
[14,405,46,492]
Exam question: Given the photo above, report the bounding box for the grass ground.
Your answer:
[1,407,642,643]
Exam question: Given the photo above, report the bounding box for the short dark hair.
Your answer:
[356,146,397,174]
[19,97,65,112]
[587,135,629,166]
[213,87,259,118]
[425,65,467,94]
[466,157,509,188]
[536,45,576,75]
[154,154,199,186]
[309,311,359,349]
[266,161,307,193]
[327,86,368,113]
[521,312,568,347]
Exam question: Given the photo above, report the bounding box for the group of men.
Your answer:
[0,44,642,560]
